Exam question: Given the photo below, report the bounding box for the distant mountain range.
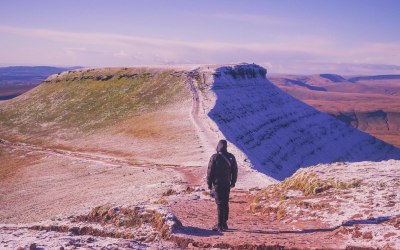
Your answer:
[0,66,81,87]
[0,66,81,100]
[269,73,400,147]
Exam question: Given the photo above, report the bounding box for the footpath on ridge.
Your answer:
[167,190,346,249]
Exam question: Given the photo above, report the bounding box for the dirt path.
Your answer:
[169,191,347,249]
[1,138,191,170]
[1,138,205,185]
[184,70,275,190]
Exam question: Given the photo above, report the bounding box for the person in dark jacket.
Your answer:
[207,139,238,232]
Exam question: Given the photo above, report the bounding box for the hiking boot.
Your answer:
[222,222,228,231]
[212,224,223,232]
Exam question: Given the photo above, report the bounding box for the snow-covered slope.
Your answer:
[190,64,400,180]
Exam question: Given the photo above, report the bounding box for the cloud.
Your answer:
[344,42,400,65]
[63,47,91,55]
[0,25,399,74]
[0,25,334,56]
[266,62,400,75]
[213,12,295,26]
[113,50,128,58]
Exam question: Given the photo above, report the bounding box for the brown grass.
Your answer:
[249,169,361,217]
[294,200,330,210]
[0,145,41,182]
[76,205,180,239]
[282,170,362,196]
[162,189,178,197]
[114,110,189,141]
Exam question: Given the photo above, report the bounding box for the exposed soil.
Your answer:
[169,191,347,249]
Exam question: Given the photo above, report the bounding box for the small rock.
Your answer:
[29,243,37,250]
[191,195,200,200]
[313,187,324,194]
[59,247,65,250]
[16,247,24,250]
[195,187,205,192]
[86,237,95,243]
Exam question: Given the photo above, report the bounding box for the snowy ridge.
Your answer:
[191,63,400,180]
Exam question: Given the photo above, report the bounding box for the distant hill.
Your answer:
[348,74,400,82]
[269,73,400,147]
[0,66,81,87]
[0,66,81,100]
[319,73,346,82]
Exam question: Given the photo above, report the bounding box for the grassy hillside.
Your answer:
[0,67,188,137]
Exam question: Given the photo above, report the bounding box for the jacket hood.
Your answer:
[216,140,228,153]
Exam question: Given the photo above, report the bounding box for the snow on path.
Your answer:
[0,226,178,249]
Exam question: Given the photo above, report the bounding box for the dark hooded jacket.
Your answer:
[207,140,238,189]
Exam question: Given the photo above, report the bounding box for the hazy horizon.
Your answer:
[1,0,400,75]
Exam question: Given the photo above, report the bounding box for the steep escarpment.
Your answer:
[191,64,400,180]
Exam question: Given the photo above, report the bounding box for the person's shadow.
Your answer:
[176,216,392,236]
[228,216,392,235]
[177,225,223,236]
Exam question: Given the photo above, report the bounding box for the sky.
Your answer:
[0,0,400,74]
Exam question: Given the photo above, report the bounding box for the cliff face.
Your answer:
[193,64,400,180]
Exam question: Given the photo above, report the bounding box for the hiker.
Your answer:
[207,139,238,232]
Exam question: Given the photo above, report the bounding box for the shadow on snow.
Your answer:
[207,65,400,181]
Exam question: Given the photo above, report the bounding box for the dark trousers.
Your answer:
[214,184,230,227]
